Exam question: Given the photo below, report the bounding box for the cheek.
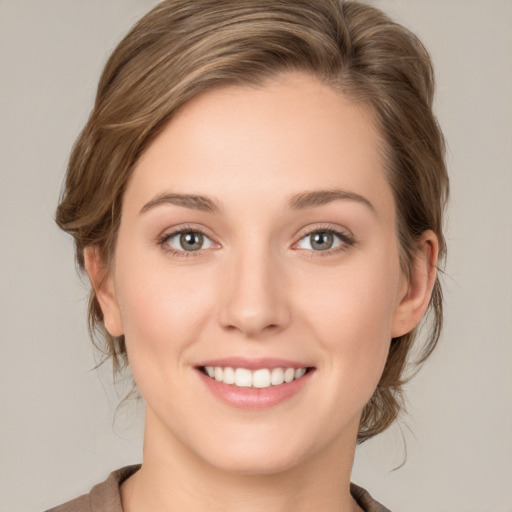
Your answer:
[296,252,402,385]
[113,251,216,377]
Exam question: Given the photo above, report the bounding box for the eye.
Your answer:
[295,229,352,252]
[161,229,215,253]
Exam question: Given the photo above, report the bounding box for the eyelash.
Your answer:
[158,225,355,258]
[295,225,355,256]
[158,225,214,258]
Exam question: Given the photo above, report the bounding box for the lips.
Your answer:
[195,358,314,409]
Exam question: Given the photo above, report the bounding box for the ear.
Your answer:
[391,230,439,338]
[84,246,124,337]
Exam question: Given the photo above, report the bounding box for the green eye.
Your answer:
[179,232,204,251]
[310,232,335,250]
[296,229,352,252]
[163,230,214,252]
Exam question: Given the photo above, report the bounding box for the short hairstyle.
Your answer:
[56,0,448,442]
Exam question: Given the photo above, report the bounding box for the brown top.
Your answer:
[46,465,391,512]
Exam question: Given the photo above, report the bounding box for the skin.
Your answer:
[86,72,438,512]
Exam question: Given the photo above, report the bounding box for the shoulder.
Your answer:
[46,467,387,512]
[351,483,392,512]
[45,465,141,512]
[45,494,90,512]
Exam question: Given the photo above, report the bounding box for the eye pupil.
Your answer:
[311,232,333,250]
[180,232,203,251]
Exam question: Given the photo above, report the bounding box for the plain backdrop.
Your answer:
[1,1,511,511]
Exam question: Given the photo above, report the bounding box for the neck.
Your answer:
[121,407,362,512]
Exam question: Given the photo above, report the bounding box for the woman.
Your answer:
[49,0,448,511]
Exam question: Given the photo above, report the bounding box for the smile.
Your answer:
[202,366,308,388]
[196,358,315,409]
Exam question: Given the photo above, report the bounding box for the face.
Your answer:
[93,72,426,475]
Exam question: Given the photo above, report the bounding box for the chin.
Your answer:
[188,423,324,477]
[207,446,306,476]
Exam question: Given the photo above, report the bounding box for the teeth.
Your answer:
[284,368,295,383]
[271,368,284,385]
[203,366,308,388]
[295,368,306,379]
[223,366,235,384]
[235,368,252,387]
[253,369,271,388]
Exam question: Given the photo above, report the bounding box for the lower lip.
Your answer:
[196,369,313,410]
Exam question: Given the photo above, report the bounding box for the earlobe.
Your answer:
[391,230,439,338]
[84,246,124,337]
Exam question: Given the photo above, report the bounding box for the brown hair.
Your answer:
[56,0,448,442]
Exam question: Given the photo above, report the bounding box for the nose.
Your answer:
[218,245,291,338]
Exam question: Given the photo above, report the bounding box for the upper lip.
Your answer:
[195,357,313,370]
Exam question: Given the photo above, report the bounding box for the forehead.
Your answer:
[127,72,394,221]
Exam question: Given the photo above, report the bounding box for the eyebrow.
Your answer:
[140,188,375,215]
[288,189,376,214]
[140,193,220,214]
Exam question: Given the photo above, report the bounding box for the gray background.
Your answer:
[1,1,511,511]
